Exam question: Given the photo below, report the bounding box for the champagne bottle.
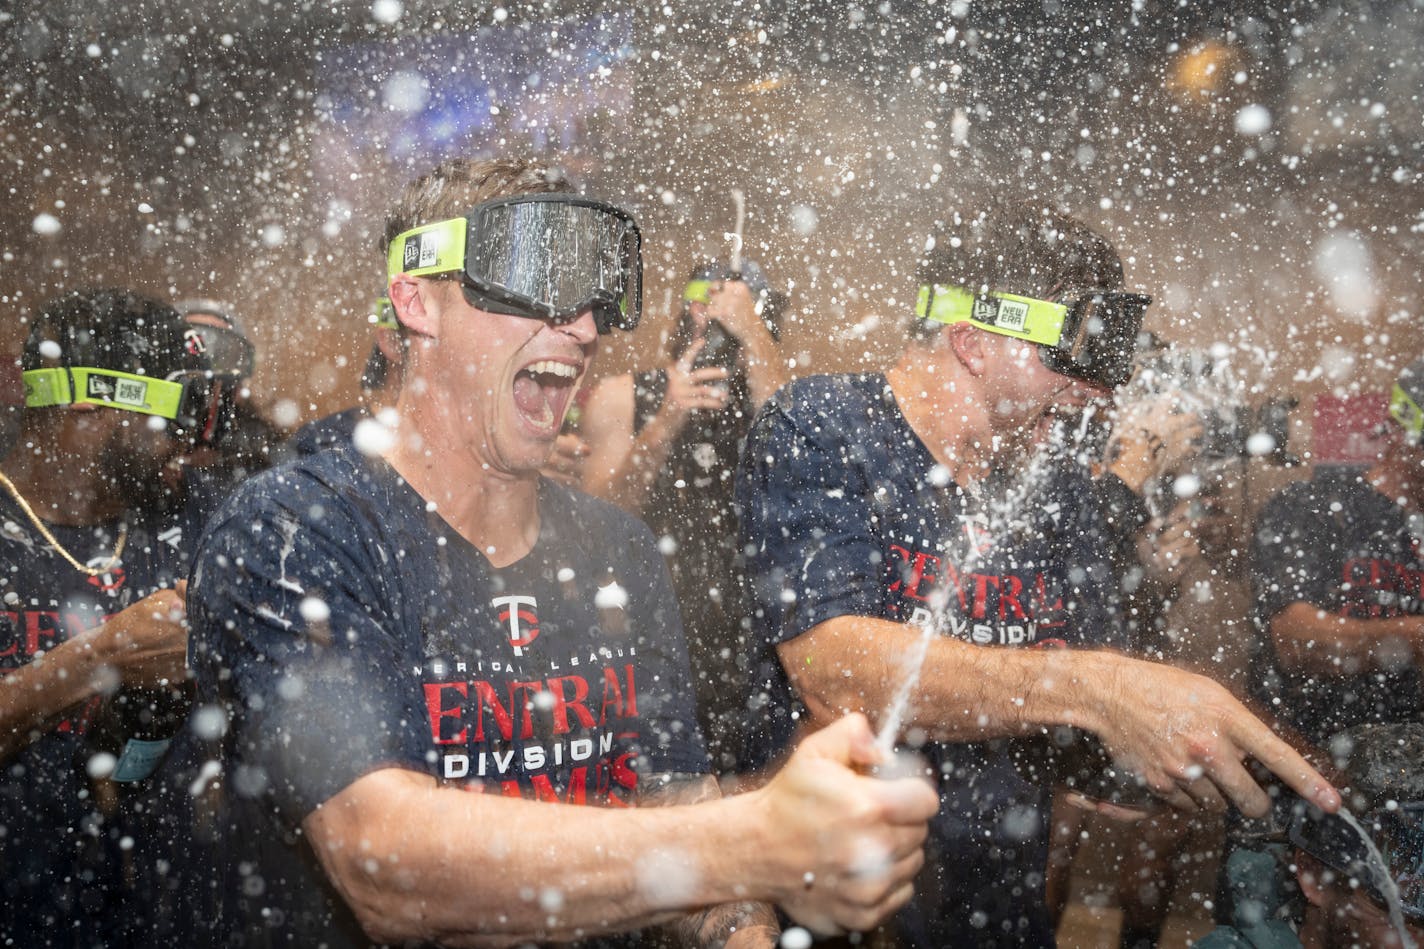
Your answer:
[87,681,193,783]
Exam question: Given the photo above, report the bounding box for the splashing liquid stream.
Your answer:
[873,415,1083,757]
[1337,807,1417,949]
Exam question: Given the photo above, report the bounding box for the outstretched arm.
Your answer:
[1269,602,1424,675]
[779,616,1339,819]
[303,713,937,947]
[641,773,779,949]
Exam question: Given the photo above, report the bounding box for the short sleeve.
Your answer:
[736,394,887,646]
[187,468,433,830]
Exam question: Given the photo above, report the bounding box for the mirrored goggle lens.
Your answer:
[1041,292,1150,389]
[469,200,641,332]
[184,324,255,378]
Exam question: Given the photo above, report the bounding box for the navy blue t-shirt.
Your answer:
[736,373,1123,948]
[187,443,707,947]
[0,500,190,947]
[287,405,367,457]
[1250,471,1424,744]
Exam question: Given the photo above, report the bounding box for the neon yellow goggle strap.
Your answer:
[682,279,714,305]
[387,217,468,280]
[1390,382,1424,440]
[22,367,185,420]
[915,285,1069,348]
[371,297,397,329]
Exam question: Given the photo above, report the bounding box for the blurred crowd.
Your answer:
[0,155,1420,949]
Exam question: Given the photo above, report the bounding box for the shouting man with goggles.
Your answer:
[186,157,936,948]
[735,200,1340,948]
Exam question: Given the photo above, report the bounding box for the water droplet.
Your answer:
[1234,104,1272,136]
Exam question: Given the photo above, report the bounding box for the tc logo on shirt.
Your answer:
[86,565,126,594]
[491,594,540,656]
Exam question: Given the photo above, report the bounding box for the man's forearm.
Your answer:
[780,616,1118,743]
[0,627,107,762]
[1270,602,1424,674]
[307,769,789,947]
[643,773,779,949]
[777,614,1341,820]
[584,410,684,514]
[739,329,789,408]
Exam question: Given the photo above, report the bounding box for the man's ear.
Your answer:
[945,321,989,377]
[388,275,436,339]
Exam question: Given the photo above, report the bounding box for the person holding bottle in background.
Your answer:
[580,258,790,771]
[0,288,209,946]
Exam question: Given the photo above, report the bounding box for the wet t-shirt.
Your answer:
[1250,471,1424,744]
[287,405,367,457]
[736,373,1123,948]
[187,443,706,948]
[0,499,189,947]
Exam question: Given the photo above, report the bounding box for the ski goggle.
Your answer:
[1288,801,1424,922]
[23,366,219,440]
[915,284,1150,389]
[182,323,255,379]
[1389,382,1424,443]
[386,194,642,334]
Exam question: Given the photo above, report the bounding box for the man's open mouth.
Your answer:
[513,359,580,433]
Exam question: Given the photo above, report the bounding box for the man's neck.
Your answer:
[885,359,998,487]
[383,390,541,569]
[1,428,124,526]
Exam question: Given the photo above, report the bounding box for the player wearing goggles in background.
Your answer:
[578,255,790,771]
[0,288,205,946]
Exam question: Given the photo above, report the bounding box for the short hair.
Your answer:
[909,202,1126,342]
[381,157,576,253]
[917,200,1124,300]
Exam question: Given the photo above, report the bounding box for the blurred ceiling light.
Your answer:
[1167,39,1239,102]
[740,75,787,94]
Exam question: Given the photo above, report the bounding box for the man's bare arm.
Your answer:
[1269,602,1424,674]
[0,586,186,763]
[641,773,779,949]
[303,714,937,947]
[778,615,1339,819]
[704,280,788,409]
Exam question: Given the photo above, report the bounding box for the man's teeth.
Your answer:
[525,360,578,379]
